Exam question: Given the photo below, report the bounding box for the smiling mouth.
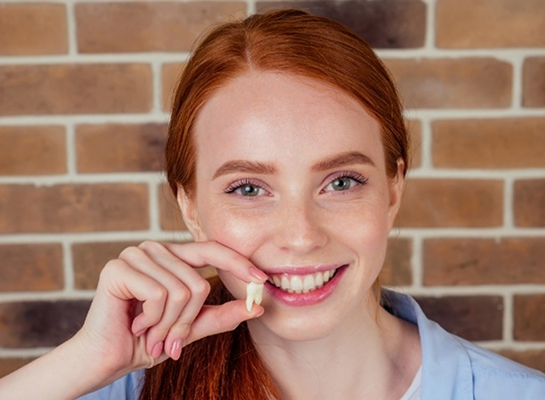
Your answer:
[267,267,341,294]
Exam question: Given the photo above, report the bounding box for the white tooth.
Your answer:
[281,275,290,290]
[273,275,281,287]
[323,270,331,282]
[315,272,324,288]
[303,275,316,292]
[246,282,264,312]
[290,276,303,292]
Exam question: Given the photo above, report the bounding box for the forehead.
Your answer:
[192,71,384,171]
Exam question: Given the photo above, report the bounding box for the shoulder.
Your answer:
[77,370,144,400]
[458,338,545,399]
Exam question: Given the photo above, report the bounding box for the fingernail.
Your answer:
[249,266,268,282]
[151,342,164,359]
[170,339,183,360]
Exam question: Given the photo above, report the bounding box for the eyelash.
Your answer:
[323,171,369,192]
[224,179,266,195]
[224,172,368,196]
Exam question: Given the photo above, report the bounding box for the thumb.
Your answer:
[185,300,264,345]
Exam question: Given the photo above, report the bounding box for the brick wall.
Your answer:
[0,0,544,376]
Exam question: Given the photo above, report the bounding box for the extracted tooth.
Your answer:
[246,281,264,312]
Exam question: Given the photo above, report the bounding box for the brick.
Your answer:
[0,4,67,55]
[76,124,167,173]
[498,350,545,373]
[0,244,63,292]
[0,301,90,348]
[0,64,152,116]
[162,63,185,111]
[423,238,545,286]
[523,57,545,108]
[416,296,503,341]
[73,241,140,290]
[257,0,426,48]
[514,179,545,227]
[76,2,246,53]
[436,0,545,48]
[396,179,503,228]
[0,126,66,175]
[514,295,545,341]
[380,238,412,286]
[0,184,149,233]
[385,58,512,109]
[432,118,545,169]
[407,120,422,169]
[0,357,35,378]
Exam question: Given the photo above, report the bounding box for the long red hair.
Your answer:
[141,9,410,399]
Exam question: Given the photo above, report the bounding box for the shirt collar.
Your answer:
[382,289,474,400]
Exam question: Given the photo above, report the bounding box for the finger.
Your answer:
[162,241,268,283]
[119,246,196,354]
[98,260,167,335]
[184,300,264,347]
[136,242,214,359]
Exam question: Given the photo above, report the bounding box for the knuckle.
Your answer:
[119,245,141,260]
[138,240,160,252]
[169,284,190,305]
[193,279,211,298]
[149,286,168,303]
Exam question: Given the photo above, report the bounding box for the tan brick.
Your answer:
[498,349,545,373]
[380,238,412,286]
[0,184,149,233]
[0,301,90,348]
[416,295,503,341]
[73,241,140,290]
[396,179,503,228]
[257,0,426,49]
[0,64,152,116]
[514,295,545,341]
[385,58,512,109]
[162,63,186,111]
[407,120,422,169]
[423,238,545,286]
[0,126,66,175]
[0,357,35,378]
[514,179,545,227]
[523,57,545,108]
[0,4,67,55]
[159,183,187,232]
[0,244,63,292]
[436,0,545,48]
[432,118,545,169]
[76,124,167,173]
[76,2,246,53]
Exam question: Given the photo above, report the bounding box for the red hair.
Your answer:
[142,9,410,399]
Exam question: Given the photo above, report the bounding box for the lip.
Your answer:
[264,264,343,276]
[264,264,348,307]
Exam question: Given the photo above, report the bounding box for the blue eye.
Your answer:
[225,180,267,197]
[324,173,367,192]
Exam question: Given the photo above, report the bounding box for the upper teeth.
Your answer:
[269,270,336,293]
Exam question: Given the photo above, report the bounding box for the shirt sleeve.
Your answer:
[77,370,144,400]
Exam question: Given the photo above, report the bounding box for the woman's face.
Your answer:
[181,71,404,341]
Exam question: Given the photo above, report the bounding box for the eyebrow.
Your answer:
[311,151,375,172]
[212,151,375,179]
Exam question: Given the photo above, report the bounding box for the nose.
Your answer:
[273,197,328,255]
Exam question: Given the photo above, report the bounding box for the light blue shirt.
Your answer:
[79,290,545,399]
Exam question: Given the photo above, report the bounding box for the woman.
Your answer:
[1,9,544,400]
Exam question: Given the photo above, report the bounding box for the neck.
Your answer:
[247,299,421,400]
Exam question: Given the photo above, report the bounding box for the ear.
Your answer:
[387,159,405,231]
[177,186,207,242]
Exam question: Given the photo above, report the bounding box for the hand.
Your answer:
[73,240,267,384]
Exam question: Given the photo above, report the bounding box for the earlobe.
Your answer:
[177,186,206,241]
